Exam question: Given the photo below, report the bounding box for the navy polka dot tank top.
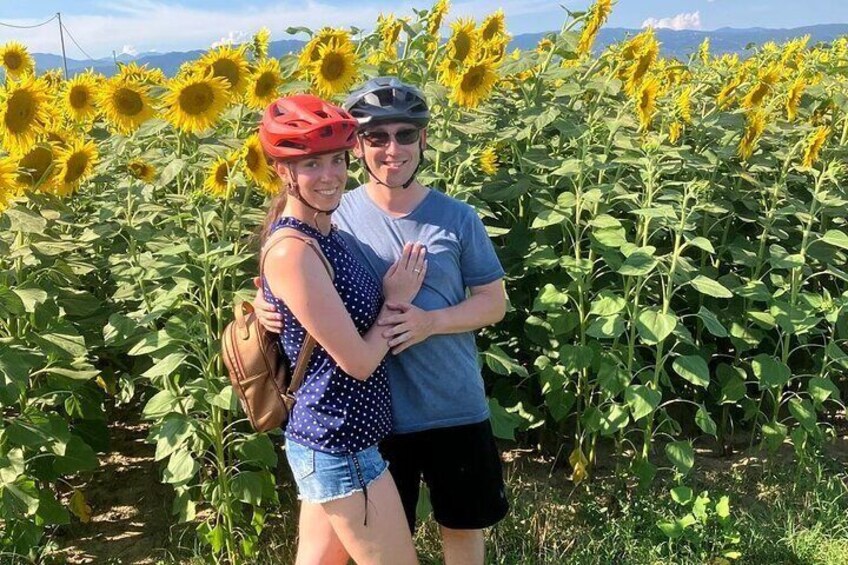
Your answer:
[261,216,392,454]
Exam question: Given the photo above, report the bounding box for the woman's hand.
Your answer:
[252,277,283,333]
[382,242,427,304]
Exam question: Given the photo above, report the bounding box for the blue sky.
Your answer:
[2,1,847,59]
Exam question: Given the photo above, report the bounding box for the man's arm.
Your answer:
[379,278,506,354]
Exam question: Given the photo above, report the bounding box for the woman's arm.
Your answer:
[264,237,425,380]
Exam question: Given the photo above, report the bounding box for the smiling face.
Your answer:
[354,122,426,188]
[276,150,348,209]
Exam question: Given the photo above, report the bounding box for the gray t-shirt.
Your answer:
[334,185,505,434]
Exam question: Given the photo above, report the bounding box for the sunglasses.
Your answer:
[358,127,421,147]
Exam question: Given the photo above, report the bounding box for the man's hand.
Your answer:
[378,302,437,354]
[252,277,283,333]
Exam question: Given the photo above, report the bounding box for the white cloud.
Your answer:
[0,0,565,58]
[120,44,138,56]
[211,31,249,48]
[642,11,703,31]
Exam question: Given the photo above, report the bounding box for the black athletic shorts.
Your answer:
[379,419,509,532]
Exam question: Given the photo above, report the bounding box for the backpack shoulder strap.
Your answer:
[259,227,335,395]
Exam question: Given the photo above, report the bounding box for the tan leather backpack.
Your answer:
[222,230,334,432]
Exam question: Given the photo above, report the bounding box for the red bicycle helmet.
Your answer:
[259,95,358,161]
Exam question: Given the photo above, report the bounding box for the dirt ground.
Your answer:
[48,420,173,565]
[44,412,848,564]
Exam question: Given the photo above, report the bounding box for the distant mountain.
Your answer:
[508,23,848,60]
[30,24,848,78]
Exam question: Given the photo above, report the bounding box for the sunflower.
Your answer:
[801,126,829,168]
[162,73,230,134]
[738,109,766,160]
[635,75,659,131]
[741,64,781,109]
[311,39,359,97]
[0,155,20,212]
[445,18,478,65]
[118,62,166,85]
[449,58,498,108]
[376,14,404,59]
[252,27,271,60]
[479,10,506,44]
[41,69,65,90]
[677,86,692,123]
[242,133,278,194]
[577,0,612,58]
[0,41,35,79]
[624,32,659,96]
[0,75,50,155]
[197,45,250,97]
[668,121,683,144]
[53,137,98,197]
[536,38,555,56]
[479,145,498,176]
[785,77,806,121]
[298,28,352,76]
[427,0,450,37]
[96,76,156,135]
[62,72,99,123]
[204,153,238,198]
[717,76,742,109]
[245,58,282,110]
[127,158,156,183]
[16,143,56,192]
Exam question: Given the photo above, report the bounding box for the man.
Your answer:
[255,77,508,564]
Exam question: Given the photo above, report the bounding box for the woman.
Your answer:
[257,94,424,565]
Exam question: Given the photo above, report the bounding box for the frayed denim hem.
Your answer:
[297,465,389,504]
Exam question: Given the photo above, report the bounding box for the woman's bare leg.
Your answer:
[295,501,350,565]
[322,473,418,565]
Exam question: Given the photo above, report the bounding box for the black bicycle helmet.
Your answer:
[343,77,430,127]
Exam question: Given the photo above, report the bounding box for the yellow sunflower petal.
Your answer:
[52,137,98,197]
[0,75,51,155]
[96,76,156,135]
[311,39,359,97]
[0,41,35,79]
[242,133,278,194]
[245,58,282,110]
[449,58,498,109]
[162,73,231,134]
[197,44,250,97]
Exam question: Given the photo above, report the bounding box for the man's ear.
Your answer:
[353,139,364,159]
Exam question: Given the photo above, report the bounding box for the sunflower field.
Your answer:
[0,0,847,561]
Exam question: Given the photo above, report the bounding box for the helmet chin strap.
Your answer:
[357,138,423,190]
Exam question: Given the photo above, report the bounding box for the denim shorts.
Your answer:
[285,438,389,504]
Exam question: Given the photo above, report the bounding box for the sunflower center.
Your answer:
[460,66,486,91]
[211,59,241,88]
[69,86,91,110]
[245,147,260,171]
[455,33,472,62]
[4,52,22,71]
[255,73,277,97]
[17,146,53,187]
[320,52,346,81]
[5,90,36,134]
[179,82,215,115]
[216,163,230,185]
[64,152,89,183]
[114,87,144,116]
[482,23,498,42]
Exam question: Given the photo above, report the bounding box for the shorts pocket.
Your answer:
[286,442,316,480]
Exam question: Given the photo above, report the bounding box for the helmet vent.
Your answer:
[314,110,330,119]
